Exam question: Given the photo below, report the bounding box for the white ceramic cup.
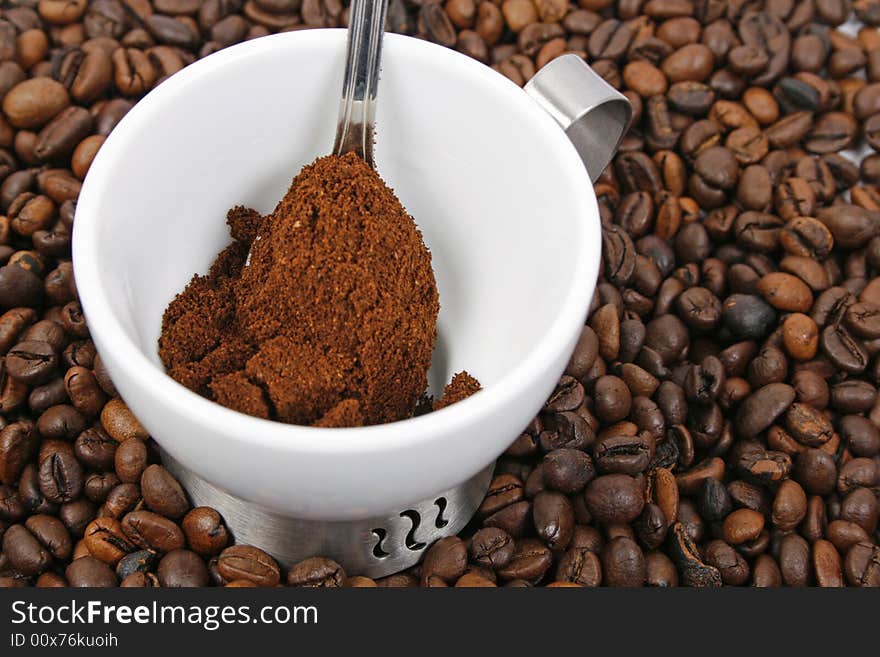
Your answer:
[73,30,615,525]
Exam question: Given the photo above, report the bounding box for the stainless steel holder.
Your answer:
[163,54,630,580]
[164,454,493,578]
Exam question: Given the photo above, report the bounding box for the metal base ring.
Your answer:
[162,453,494,579]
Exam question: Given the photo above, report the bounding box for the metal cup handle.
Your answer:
[524,55,632,183]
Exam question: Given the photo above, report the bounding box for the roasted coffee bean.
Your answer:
[5,340,56,386]
[38,451,82,503]
[478,474,524,517]
[736,383,795,437]
[779,533,812,587]
[66,555,117,587]
[140,465,189,520]
[542,449,595,494]
[84,517,131,566]
[667,522,722,587]
[0,421,38,486]
[794,449,838,495]
[470,527,514,570]
[100,398,147,442]
[213,544,281,587]
[821,324,869,374]
[74,427,117,471]
[532,491,574,551]
[839,415,880,457]
[492,538,550,584]
[593,432,652,475]
[116,549,157,581]
[785,403,833,447]
[844,542,880,586]
[584,474,645,524]
[120,510,185,554]
[181,507,229,558]
[57,499,94,539]
[114,438,147,484]
[64,367,105,416]
[157,548,209,587]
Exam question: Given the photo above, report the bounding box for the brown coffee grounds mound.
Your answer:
[159,153,477,427]
[433,372,482,411]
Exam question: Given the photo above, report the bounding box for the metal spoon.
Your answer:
[247,0,388,263]
[333,0,388,167]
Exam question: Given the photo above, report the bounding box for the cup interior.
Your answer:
[74,30,599,517]
[83,31,590,399]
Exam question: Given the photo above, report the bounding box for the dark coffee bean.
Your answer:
[645,551,678,587]
[779,533,811,587]
[766,111,813,149]
[181,507,229,557]
[667,522,722,587]
[602,223,637,287]
[5,340,56,385]
[2,523,52,576]
[837,458,878,496]
[532,491,574,551]
[114,438,147,484]
[817,205,880,250]
[564,326,598,380]
[36,404,85,440]
[821,324,869,374]
[0,420,38,486]
[496,538,552,584]
[74,426,117,471]
[38,451,83,504]
[34,107,93,162]
[593,433,653,475]
[58,499,95,538]
[722,294,776,339]
[704,539,750,585]
[207,544,280,587]
[111,47,157,96]
[601,536,646,587]
[478,474,524,517]
[158,548,209,587]
[840,487,879,535]
[839,415,880,457]
[633,502,667,550]
[845,542,880,586]
[115,549,157,581]
[84,472,118,505]
[583,474,645,524]
[734,443,792,485]
[66,555,117,587]
[120,510,185,554]
[140,465,189,520]
[542,449,595,494]
[470,527,514,570]
[794,449,838,495]
[556,546,602,586]
[785,403,833,447]
[735,383,795,437]
[845,302,880,340]
[698,477,733,523]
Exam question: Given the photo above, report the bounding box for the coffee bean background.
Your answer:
[1,0,880,587]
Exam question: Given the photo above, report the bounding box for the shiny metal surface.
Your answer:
[164,452,493,578]
[332,0,388,167]
[524,55,632,182]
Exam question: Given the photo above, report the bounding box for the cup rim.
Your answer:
[72,29,601,456]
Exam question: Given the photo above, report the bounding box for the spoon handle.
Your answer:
[333,0,388,167]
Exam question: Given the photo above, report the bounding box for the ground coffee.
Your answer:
[159,152,478,427]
